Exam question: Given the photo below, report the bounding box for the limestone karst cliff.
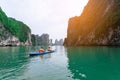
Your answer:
[0,7,31,46]
[64,0,120,46]
[31,34,50,46]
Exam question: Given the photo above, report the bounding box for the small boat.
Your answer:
[29,50,55,56]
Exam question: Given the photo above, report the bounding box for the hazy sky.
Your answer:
[0,0,88,41]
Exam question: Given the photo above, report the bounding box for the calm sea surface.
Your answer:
[0,46,120,80]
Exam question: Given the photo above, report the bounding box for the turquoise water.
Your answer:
[0,46,120,80]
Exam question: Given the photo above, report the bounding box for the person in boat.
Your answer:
[47,47,52,51]
[38,47,45,52]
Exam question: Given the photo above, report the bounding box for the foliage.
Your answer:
[0,7,31,42]
[31,34,36,46]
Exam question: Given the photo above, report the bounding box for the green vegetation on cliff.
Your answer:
[31,34,36,46]
[0,7,31,42]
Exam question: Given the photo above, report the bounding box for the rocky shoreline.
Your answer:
[0,7,32,46]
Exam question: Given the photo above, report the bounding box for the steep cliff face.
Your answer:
[64,0,120,46]
[31,34,50,46]
[54,39,63,45]
[0,21,19,46]
[0,7,31,46]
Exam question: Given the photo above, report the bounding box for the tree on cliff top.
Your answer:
[0,7,31,42]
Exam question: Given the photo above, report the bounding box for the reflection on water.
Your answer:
[0,46,71,80]
[39,54,51,60]
[67,46,120,80]
[23,46,71,80]
[0,46,120,80]
[0,46,30,80]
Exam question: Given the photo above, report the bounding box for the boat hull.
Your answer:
[29,50,55,56]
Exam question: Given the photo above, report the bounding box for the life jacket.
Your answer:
[47,48,51,51]
[39,49,45,52]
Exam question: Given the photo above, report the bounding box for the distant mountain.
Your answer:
[64,0,120,46]
[0,7,31,46]
[31,34,50,46]
[55,39,63,45]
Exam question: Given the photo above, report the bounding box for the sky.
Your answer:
[0,0,88,41]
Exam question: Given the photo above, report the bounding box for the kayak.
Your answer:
[29,50,55,56]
